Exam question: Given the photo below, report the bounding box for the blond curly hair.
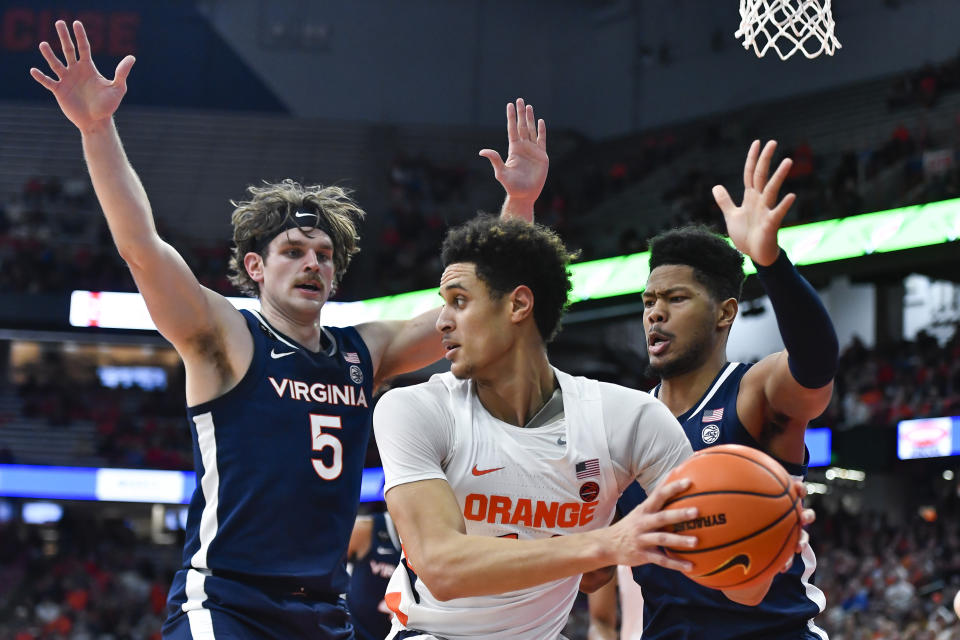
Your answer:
[227,180,365,297]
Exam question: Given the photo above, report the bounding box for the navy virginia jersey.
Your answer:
[619,362,828,640]
[177,309,374,597]
[347,512,402,640]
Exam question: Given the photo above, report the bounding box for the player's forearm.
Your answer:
[500,195,535,222]
[754,250,838,388]
[414,528,612,600]
[81,118,161,261]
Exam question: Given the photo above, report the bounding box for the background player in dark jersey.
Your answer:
[347,510,403,640]
[30,20,547,639]
[617,139,838,639]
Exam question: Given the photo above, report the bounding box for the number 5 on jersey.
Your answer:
[311,414,343,480]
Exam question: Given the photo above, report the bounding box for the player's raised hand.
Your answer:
[606,477,698,572]
[479,98,548,204]
[30,20,135,133]
[712,140,796,267]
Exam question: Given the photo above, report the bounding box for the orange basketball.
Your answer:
[660,444,803,590]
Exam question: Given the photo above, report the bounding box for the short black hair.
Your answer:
[648,225,745,302]
[441,215,578,342]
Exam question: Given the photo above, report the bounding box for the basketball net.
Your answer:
[735,0,841,60]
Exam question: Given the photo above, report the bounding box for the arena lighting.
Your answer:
[69,197,960,330]
[824,467,866,482]
[804,482,828,495]
[0,464,386,504]
[944,470,955,481]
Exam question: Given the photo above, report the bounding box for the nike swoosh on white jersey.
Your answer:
[270,349,295,359]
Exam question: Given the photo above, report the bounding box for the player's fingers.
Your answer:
[506,101,518,142]
[525,103,537,141]
[800,508,815,526]
[644,477,691,511]
[753,140,778,191]
[643,549,694,573]
[29,68,58,91]
[478,149,505,175]
[743,139,760,189]
[793,479,807,499]
[537,118,547,149]
[769,193,795,227]
[515,98,528,139]
[73,20,91,60]
[38,41,67,78]
[764,157,792,204]
[637,529,698,551]
[55,20,77,64]
[114,55,136,88]
[712,185,737,216]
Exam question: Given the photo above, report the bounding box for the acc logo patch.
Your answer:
[349,365,364,384]
[701,424,720,444]
[579,481,600,502]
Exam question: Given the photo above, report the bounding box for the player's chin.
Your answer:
[449,361,473,380]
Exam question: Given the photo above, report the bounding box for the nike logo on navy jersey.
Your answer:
[271,349,295,359]
[471,465,504,476]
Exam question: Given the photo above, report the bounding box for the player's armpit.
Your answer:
[356,307,443,390]
[579,565,616,594]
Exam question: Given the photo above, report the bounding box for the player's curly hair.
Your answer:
[648,225,745,302]
[227,180,365,297]
[441,215,579,343]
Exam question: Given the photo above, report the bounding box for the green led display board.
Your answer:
[352,197,960,319]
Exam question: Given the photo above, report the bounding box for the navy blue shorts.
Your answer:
[163,568,354,639]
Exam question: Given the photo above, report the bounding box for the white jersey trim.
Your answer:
[654,362,741,417]
[250,309,337,357]
[190,411,220,570]
[182,568,215,637]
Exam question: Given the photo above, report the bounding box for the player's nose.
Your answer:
[436,306,454,333]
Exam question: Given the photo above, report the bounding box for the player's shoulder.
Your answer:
[594,379,663,410]
[375,373,459,418]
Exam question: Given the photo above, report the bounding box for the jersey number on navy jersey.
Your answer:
[311,413,344,480]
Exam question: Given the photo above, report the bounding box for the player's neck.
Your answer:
[474,347,555,428]
[656,351,728,418]
[259,300,324,351]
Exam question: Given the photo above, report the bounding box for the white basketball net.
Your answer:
[735,0,841,60]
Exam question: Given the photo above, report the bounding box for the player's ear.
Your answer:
[509,285,534,324]
[717,297,738,329]
[244,251,266,284]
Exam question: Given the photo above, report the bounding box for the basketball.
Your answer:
[661,444,804,590]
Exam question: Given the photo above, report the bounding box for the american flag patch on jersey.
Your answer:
[343,352,361,364]
[701,408,724,423]
[576,459,600,479]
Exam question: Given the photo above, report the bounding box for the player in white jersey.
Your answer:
[374,216,702,640]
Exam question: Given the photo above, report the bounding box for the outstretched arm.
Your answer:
[480,98,548,221]
[358,99,549,384]
[31,21,248,400]
[713,140,837,464]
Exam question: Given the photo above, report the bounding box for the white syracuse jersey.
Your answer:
[381,369,620,640]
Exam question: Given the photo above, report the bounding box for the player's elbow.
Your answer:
[404,546,465,602]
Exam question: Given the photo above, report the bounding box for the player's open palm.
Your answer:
[479,98,548,203]
[609,477,698,572]
[712,140,796,267]
[30,20,135,133]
